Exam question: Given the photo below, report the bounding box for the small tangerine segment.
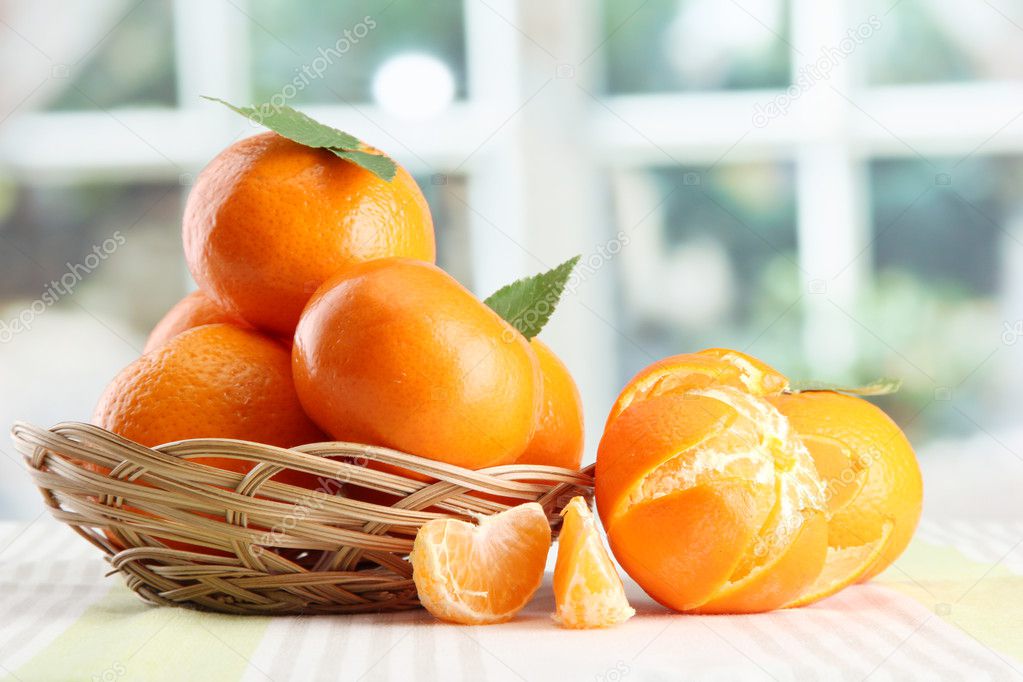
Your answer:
[411,503,552,625]
[553,496,634,628]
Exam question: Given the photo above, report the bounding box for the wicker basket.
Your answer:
[10,421,593,615]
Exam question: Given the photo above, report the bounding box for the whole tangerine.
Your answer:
[95,323,325,460]
[183,132,435,336]
[292,258,541,470]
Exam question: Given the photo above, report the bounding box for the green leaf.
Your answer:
[788,378,902,396]
[484,256,580,340]
[331,149,396,182]
[202,96,397,181]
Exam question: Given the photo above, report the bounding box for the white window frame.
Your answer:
[2,0,1022,453]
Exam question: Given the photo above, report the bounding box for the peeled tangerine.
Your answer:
[411,503,551,625]
[596,348,922,613]
[553,496,634,628]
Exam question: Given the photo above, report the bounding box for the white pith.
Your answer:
[716,351,768,393]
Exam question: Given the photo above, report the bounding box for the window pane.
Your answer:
[47,0,177,110]
[415,174,473,290]
[862,156,1023,440]
[612,162,801,387]
[601,0,791,94]
[249,0,467,108]
[0,180,183,518]
[861,0,1023,85]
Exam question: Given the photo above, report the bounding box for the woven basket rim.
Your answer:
[11,421,594,615]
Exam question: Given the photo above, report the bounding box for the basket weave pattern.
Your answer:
[10,422,593,615]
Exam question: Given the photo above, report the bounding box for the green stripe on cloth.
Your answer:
[8,586,271,682]
[876,538,1023,665]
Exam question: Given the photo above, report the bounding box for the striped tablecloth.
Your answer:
[0,518,1020,682]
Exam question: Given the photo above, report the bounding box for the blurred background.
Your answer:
[1,0,1021,520]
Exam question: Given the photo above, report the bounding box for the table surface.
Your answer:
[0,517,1020,682]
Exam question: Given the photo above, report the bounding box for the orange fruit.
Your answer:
[92,323,327,555]
[143,290,249,353]
[768,391,922,603]
[293,258,541,470]
[597,347,922,613]
[183,132,435,336]
[553,496,634,628]
[410,502,551,624]
[514,339,584,469]
[597,383,828,613]
[95,323,325,464]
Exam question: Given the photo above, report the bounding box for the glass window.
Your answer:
[860,0,1023,85]
[47,0,177,110]
[0,180,183,517]
[249,0,467,107]
[862,156,1023,438]
[612,162,801,385]
[415,174,472,289]
[601,0,792,94]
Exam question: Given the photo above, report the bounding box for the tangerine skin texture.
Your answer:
[514,339,584,469]
[94,323,325,460]
[144,290,250,353]
[293,258,542,469]
[183,132,435,336]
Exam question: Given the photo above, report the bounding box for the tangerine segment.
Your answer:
[410,503,551,625]
[767,391,922,581]
[605,482,761,612]
[606,348,788,427]
[784,521,894,609]
[553,497,634,629]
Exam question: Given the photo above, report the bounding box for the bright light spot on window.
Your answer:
[372,53,455,119]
